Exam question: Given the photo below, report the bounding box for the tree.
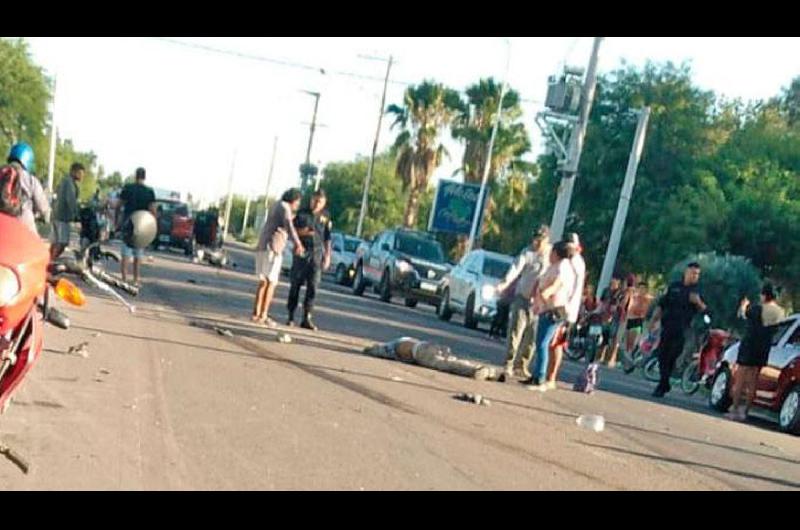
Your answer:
[321,150,432,239]
[0,38,50,156]
[387,81,461,228]
[450,78,533,255]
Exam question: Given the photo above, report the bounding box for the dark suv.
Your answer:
[352,228,450,308]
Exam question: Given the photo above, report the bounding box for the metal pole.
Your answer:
[465,40,511,255]
[299,92,320,192]
[46,74,58,195]
[240,194,251,239]
[549,37,603,242]
[222,150,236,241]
[356,55,393,239]
[597,107,651,297]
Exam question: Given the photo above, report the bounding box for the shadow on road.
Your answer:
[580,441,800,489]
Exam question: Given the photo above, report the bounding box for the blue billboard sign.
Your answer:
[428,179,487,236]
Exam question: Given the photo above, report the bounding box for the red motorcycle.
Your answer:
[681,325,734,395]
[0,212,137,415]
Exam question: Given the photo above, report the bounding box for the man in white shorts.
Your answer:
[252,188,304,326]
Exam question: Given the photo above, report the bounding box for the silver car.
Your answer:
[437,249,513,329]
[330,232,364,285]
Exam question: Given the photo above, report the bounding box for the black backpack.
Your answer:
[0,163,22,217]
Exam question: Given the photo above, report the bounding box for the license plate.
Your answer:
[420,281,437,293]
[159,235,170,242]
[589,325,602,335]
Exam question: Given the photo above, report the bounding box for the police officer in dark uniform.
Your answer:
[287,189,332,330]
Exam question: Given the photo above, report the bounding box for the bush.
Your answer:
[668,252,762,332]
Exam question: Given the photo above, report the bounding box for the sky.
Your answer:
[23,37,800,207]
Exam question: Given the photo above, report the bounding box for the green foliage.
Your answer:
[321,151,432,240]
[668,252,762,332]
[0,38,50,158]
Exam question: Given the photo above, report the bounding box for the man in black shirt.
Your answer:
[287,189,332,330]
[117,167,156,287]
[649,262,707,397]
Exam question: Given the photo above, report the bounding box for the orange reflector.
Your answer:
[54,278,86,307]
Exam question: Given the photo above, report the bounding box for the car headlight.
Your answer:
[481,284,496,301]
[396,259,413,274]
[0,266,21,307]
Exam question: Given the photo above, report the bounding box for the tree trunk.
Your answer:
[404,186,420,228]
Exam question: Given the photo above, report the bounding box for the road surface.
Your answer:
[1,242,798,490]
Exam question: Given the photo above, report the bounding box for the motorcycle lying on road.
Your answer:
[0,213,139,415]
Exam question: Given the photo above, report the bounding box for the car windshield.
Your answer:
[396,234,444,262]
[483,257,511,279]
[344,238,361,253]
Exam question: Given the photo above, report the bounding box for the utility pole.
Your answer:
[597,107,651,297]
[263,136,278,212]
[222,149,237,242]
[549,36,603,242]
[356,54,394,239]
[299,91,321,193]
[46,74,58,195]
[465,39,511,255]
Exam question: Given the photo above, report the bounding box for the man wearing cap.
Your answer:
[496,225,551,380]
[545,232,586,389]
[117,167,156,287]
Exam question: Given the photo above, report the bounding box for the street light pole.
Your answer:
[465,39,511,255]
[597,107,651,297]
[548,36,603,242]
[46,73,58,195]
[356,55,394,239]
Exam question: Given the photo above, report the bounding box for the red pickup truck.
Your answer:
[153,199,195,256]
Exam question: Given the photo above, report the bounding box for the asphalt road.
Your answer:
[1,241,798,490]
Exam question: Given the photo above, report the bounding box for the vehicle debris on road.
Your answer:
[576,414,605,432]
[214,327,234,337]
[276,332,292,344]
[68,342,90,358]
[455,392,491,406]
[362,337,500,381]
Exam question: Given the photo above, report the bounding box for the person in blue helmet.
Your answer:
[6,142,50,234]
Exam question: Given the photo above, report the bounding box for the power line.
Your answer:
[150,37,543,105]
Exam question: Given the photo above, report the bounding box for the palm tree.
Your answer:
[387,81,462,228]
[451,78,533,252]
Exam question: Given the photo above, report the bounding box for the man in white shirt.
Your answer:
[496,225,551,380]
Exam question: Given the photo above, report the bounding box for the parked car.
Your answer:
[330,232,364,285]
[152,199,195,256]
[352,228,449,308]
[708,313,800,435]
[437,249,513,329]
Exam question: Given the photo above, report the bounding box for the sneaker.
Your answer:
[546,381,558,391]
[300,319,318,331]
[286,318,295,327]
[529,384,548,393]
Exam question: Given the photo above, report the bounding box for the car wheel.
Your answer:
[379,269,392,303]
[779,385,800,435]
[437,289,453,322]
[352,264,366,296]
[336,264,347,285]
[404,298,418,308]
[709,366,733,412]
[681,359,701,395]
[643,357,661,383]
[464,293,478,330]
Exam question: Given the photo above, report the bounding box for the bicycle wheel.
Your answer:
[681,360,701,395]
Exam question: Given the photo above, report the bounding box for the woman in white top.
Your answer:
[526,241,576,391]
